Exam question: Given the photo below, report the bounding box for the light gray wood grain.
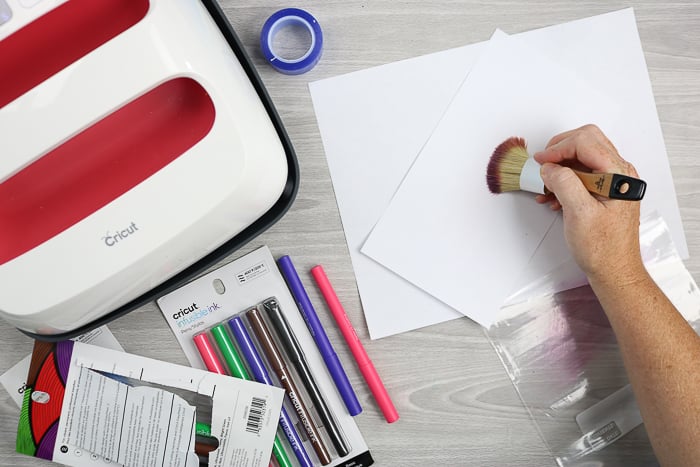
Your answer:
[2,1,699,466]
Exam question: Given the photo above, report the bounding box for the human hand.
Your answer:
[533,124,645,285]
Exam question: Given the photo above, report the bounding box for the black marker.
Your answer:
[246,307,332,465]
[263,298,350,457]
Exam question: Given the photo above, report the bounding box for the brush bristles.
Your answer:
[486,136,530,194]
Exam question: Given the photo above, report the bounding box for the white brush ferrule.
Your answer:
[519,157,545,194]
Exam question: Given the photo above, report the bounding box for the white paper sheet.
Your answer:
[503,8,688,304]
[309,8,687,337]
[361,32,619,327]
[310,43,488,338]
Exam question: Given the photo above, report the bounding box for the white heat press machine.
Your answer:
[0,0,299,339]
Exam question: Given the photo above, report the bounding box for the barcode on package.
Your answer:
[246,396,267,435]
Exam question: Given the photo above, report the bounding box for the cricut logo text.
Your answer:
[173,302,221,328]
[103,222,139,246]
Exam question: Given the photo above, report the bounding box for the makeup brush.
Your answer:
[486,136,646,200]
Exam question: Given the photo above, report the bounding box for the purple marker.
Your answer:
[277,255,362,416]
[229,316,314,467]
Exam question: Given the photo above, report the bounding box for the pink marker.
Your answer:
[193,332,226,374]
[311,265,399,423]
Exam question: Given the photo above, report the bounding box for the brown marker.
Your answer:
[246,307,332,465]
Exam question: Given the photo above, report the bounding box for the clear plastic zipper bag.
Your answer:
[486,212,700,466]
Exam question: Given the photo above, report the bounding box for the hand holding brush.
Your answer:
[486,133,646,200]
[488,124,645,280]
[505,130,700,467]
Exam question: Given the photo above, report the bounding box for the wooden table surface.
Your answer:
[2,1,699,466]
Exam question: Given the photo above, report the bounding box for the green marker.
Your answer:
[212,324,250,379]
[211,324,292,467]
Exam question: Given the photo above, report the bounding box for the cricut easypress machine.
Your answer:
[0,0,299,339]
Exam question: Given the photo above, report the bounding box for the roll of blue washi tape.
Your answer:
[260,8,323,75]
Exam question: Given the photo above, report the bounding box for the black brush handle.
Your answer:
[574,171,647,201]
[609,174,646,200]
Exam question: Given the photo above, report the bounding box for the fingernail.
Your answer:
[533,150,547,163]
[540,162,554,179]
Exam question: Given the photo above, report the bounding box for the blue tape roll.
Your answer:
[260,8,323,75]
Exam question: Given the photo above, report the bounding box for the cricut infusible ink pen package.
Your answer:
[157,245,374,467]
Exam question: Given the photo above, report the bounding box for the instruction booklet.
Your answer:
[16,340,284,467]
